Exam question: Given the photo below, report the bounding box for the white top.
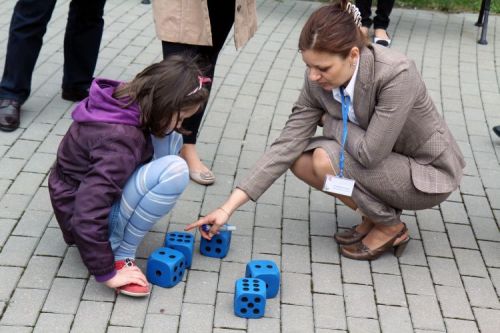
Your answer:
[332,57,360,125]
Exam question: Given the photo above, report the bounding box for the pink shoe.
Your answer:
[114,258,151,297]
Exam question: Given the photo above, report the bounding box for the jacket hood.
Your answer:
[72,78,141,126]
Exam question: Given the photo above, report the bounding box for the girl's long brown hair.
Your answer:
[114,54,209,137]
[299,0,368,58]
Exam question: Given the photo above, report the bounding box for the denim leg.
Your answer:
[107,201,122,252]
[62,0,106,90]
[0,0,56,103]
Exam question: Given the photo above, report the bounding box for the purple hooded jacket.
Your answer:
[48,78,153,281]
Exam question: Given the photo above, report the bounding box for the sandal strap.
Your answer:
[375,222,407,238]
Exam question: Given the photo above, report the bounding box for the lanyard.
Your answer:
[339,87,350,178]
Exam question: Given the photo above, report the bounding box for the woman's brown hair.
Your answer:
[298,0,368,58]
[114,54,209,137]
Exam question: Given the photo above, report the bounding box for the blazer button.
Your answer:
[237,4,242,11]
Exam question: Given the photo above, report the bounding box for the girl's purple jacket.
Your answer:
[48,79,153,281]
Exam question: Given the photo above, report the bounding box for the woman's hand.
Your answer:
[103,266,148,289]
[186,189,249,239]
[185,207,231,240]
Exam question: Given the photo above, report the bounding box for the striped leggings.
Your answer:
[108,132,189,260]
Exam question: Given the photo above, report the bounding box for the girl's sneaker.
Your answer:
[114,258,151,297]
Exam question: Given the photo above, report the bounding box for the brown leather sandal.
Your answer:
[334,225,369,245]
[334,216,374,245]
[340,223,409,261]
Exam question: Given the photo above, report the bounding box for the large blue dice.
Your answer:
[245,260,280,298]
[164,232,194,268]
[200,230,231,258]
[234,278,266,319]
[146,247,186,288]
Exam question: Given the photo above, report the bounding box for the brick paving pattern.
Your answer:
[0,0,499,332]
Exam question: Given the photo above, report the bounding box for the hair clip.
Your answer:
[346,2,362,28]
[187,76,212,96]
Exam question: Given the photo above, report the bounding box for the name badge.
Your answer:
[323,174,355,197]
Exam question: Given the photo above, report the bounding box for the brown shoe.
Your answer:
[0,99,20,132]
[334,216,374,245]
[334,225,369,245]
[340,223,409,261]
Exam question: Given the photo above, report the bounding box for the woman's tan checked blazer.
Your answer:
[238,44,465,201]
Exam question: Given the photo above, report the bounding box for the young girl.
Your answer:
[49,55,209,297]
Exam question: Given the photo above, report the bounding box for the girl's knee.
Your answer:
[159,155,189,192]
[176,157,189,188]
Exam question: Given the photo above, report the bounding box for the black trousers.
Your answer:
[162,0,235,145]
[356,0,395,30]
[0,0,106,104]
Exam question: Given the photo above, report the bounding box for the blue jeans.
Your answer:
[0,0,105,103]
[108,132,189,260]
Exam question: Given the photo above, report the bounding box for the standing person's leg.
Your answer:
[373,0,395,44]
[0,0,56,131]
[61,0,106,101]
[0,0,56,103]
[161,41,216,184]
[355,0,373,36]
[177,0,236,185]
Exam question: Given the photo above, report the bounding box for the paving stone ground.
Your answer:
[0,0,499,332]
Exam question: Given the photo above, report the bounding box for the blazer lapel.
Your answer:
[353,46,375,130]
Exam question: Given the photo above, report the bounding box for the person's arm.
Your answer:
[185,188,249,239]
[237,73,324,201]
[71,135,145,279]
[187,71,324,237]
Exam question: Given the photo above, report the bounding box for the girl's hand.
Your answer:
[185,207,230,240]
[103,266,148,289]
